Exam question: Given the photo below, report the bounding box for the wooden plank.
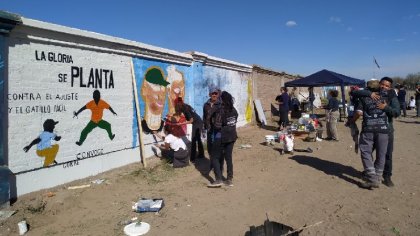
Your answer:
[130,60,147,168]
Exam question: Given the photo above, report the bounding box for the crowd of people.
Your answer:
[153,88,238,188]
[272,77,419,190]
[153,78,419,190]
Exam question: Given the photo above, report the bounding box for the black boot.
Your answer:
[382,176,394,187]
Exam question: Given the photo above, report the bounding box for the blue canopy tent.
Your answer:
[284,69,366,119]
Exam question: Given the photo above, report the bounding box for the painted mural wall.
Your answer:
[131,59,252,158]
[7,35,139,195]
[3,17,252,196]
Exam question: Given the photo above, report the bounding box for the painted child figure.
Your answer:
[23,119,61,167]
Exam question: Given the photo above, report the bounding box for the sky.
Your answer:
[1,0,420,80]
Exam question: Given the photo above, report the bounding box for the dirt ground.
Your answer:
[1,108,419,235]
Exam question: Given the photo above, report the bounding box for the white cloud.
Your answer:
[395,38,405,42]
[329,16,341,23]
[413,32,418,35]
[347,27,353,32]
[285,20,297,27]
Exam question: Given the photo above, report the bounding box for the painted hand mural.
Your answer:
[73,90,117,146]
[23,119,61,167]
[140,67,168,133]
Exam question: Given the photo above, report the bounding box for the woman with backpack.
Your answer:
[207,91,238,188]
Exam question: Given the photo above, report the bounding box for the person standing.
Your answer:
[308,87,315,114]
[351,77,400,187]
[346,86,360,153]
[177,98,204,162]
[275,87,290,130]
[397,84,407,117]
[207,91,238,187]
[350,80,390,189]
[325,90,340,141]
[416,82,420,117]
[203,88,222,155]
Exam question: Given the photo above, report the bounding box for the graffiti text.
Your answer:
[63,159,80,169]
[35,50,74,64]
[70,67,115,89]
[76,148,104,160]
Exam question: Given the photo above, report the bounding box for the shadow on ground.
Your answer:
[193,157,214,183]
[289,155,363,187]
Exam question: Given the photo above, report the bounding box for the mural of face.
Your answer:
[143,82,166,115]
[166,65,185,115]
[141,67,169,130]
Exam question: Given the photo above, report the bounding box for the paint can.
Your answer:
[18,220,28,235]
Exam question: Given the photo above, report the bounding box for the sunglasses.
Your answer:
[211,92,218,95]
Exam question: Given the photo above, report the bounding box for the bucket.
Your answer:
[265,135,275,145]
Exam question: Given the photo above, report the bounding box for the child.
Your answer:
[408,96,416,110]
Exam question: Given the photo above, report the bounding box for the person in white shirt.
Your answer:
[153,125,189,168]
[409,96,416,110]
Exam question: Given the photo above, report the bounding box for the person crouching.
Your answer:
[153,125,189,168]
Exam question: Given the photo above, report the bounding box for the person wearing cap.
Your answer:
[166,65,185,115]
[203,87,225,174]
[23,119,62,167]
[416,82,420,117]
[203,87,222,154]
[74,90,117,146]
[141,67,170,132]
[350,77,400,187]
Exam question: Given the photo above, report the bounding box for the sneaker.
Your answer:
[382,177,395,187]
[207,180,223,188]
[224,179,234,187]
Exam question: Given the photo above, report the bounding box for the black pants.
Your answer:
[207,130,224,170]
[211,139,235,181]
[383,130,394,178]
[161,148,189,168]
[278,110,289,128]
[400,102,407,117]
[190,125,204,161]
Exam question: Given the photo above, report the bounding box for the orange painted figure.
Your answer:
[73,90,117,146]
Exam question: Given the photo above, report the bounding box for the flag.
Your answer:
[373,57,380,69]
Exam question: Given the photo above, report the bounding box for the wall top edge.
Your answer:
[15,16,253,72]
[187,51,252,72]
[20,17,193,61]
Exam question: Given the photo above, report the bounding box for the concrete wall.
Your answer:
[2,16,252,196]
